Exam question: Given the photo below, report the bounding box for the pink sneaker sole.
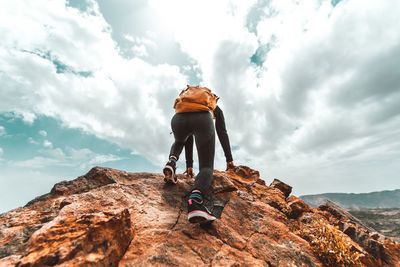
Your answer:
[188,210,216,223]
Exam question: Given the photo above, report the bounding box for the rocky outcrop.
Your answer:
[0,166,399,266]
[319,201,400,266]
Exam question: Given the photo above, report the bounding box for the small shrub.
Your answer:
[298,218,363,266]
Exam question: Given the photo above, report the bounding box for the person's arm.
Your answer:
[184,135,194,177]
[214,106,234,163]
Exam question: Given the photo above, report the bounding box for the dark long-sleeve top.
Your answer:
[185,106,233,168]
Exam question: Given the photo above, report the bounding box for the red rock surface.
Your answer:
[0,166,399,266]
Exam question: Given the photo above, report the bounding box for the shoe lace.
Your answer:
[190,197,203,205]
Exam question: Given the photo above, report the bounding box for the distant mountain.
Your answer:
[300,189,400,209]
[349,208,400,241]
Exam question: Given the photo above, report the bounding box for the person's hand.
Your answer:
[226,161,236,171]
[183,167,194,178]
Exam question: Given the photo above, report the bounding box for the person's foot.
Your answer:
[188,194,216,223]
[163,160,177,184]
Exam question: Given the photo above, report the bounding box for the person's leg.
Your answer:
[164,113,192,183]
[192,112,215,195]
[169,113,192,158]
[187,112,216,223]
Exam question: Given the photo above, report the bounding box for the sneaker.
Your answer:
[188,198,216,223]
[163,160,177,184]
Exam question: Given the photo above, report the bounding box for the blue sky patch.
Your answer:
[251,43,271,67]
[0,113,158,213]
[0,113,157,171]
[331,0,342,7]
[21,49,93,77]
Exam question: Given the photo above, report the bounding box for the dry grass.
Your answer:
[298,218,363,267]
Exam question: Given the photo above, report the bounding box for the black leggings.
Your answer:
[169,112,215,195]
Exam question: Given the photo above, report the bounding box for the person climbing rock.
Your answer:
[163,85,219,223]
[183,105,235,179]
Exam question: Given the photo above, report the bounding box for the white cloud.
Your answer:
[38,130,47,136]
[41,147,66,158]
[28,137,39,145]
[10,146,123,169]
[124,34,157,57]
[148,0,258,86]
[66,147,125,169]
[0,147,3,156]
[11,156,65,169]
[1,0,400,194]
[88,154,124,165]
[0,0,186,164]
[43,140,53,148]
[0,126,5,136]
[145,0,400,193]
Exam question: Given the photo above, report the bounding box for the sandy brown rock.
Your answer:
[270,178,292,198]
[287,195,316,219]
[0,166,399,266]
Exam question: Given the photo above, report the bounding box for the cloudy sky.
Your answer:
[1,0,399,213]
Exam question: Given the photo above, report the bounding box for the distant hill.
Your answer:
[300,189,400,209]
[349,208,400,241]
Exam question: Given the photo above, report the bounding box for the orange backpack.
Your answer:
[173,85,219,115]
